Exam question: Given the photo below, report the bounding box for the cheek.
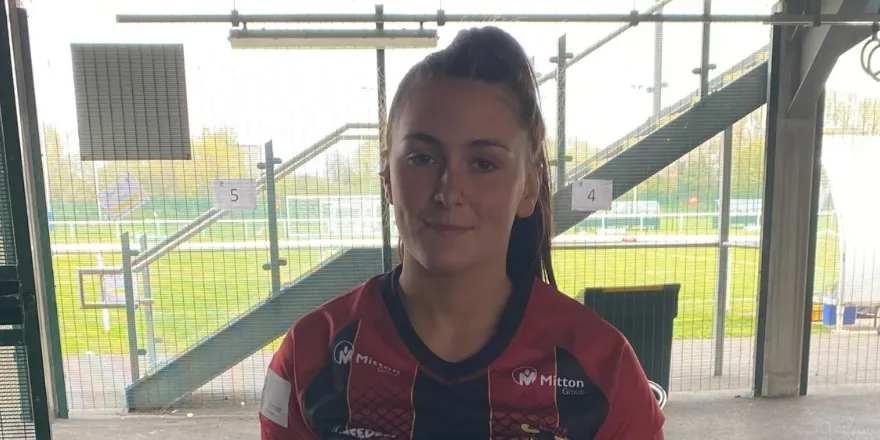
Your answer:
[390,164,434,209]
[473,179,526,221]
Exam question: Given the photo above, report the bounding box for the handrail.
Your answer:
[536,0,678,86]
[564,44,771,183]
[130,123,378,270]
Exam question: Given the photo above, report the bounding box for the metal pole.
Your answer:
[800,89,825,396]
[117,11,880,26]
[377,4,393,272]
[551,35,573,191]
[139,234,157,371]
[536,0,678,85]
[260,141,285,293]
[94,166,102,220]
[652,10,665,120]
[714,126,733,377]
[120,232,140,383]
[700,0,712,98]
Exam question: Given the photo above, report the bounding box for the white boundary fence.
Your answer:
[48,210,835,240]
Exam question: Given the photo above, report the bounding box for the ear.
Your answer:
[379,162,393,206]
[515,167,541,218]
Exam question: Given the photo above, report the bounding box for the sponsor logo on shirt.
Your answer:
[512,366,538,386]
[512,366,586,395]
[331,425,395,438]
[332,341,400,376]
[334,341,354,365]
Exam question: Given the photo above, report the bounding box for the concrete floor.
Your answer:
[51,385,880,440]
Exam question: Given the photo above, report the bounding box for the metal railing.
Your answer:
[564,44,772,183]
[131,124,378,270]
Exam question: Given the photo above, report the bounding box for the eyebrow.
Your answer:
[403,131,511,151]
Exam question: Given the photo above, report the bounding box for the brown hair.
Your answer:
[383,26,556,287]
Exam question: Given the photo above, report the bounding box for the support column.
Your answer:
[0,1,53,434]
[754,20,824,398]
[6,0,67,418]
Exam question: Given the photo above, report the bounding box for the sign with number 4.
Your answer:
[213,179,258,211]
[571,179,613,211]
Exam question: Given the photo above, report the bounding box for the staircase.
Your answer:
[564,45,770,183]
[125,51,771,409]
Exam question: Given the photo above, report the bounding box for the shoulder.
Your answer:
[272,272,388,389]
[524,281,638,390]
[527,280,629,353]
[525,282,665,434]
[287,272,387,345]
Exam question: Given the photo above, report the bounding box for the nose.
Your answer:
[433,163,466,207]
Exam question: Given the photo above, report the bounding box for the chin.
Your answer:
[408,247,475,275]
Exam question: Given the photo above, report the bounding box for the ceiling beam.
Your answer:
[788,0,877,117]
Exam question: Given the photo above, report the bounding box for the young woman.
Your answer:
[260,26,665,440]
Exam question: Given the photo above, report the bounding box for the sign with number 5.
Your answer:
[213,179,258,211]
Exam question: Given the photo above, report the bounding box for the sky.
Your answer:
[21,0,880,162]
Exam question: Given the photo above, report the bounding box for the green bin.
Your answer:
[580,284,680,394]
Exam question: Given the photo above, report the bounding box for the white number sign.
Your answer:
[571,179,613,211]
[213,179,258,211]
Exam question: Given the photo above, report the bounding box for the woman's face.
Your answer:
[384,79,539,274]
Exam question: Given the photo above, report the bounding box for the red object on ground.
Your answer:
[687,196,699,206]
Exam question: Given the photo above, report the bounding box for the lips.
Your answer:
[423,220,473,233]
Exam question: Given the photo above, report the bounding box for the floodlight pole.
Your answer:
[376,4,393,272]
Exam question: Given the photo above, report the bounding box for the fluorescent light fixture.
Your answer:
[229,28,439,50]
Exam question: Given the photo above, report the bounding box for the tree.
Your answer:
[98,127,252,201]
[42,125,97,204]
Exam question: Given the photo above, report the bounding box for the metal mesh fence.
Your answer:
[0,345,35,439]
[808,72,880,387]
[19,0,880,413]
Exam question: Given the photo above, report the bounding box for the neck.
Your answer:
[397,255,513,333]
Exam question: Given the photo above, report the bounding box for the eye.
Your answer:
[407,153,436,166]
[473,159,497,172]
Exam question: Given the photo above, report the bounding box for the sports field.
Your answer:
[50,223,839,357]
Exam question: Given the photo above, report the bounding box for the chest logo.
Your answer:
[511,366,587,395]
[513,366,538,386]
[334,341,354,365]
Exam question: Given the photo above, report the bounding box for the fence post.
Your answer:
[550,34,573,192]
[714,126,734,377]
[139,234,157,371]
[259,141,286,294]
[121,232,140,383]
